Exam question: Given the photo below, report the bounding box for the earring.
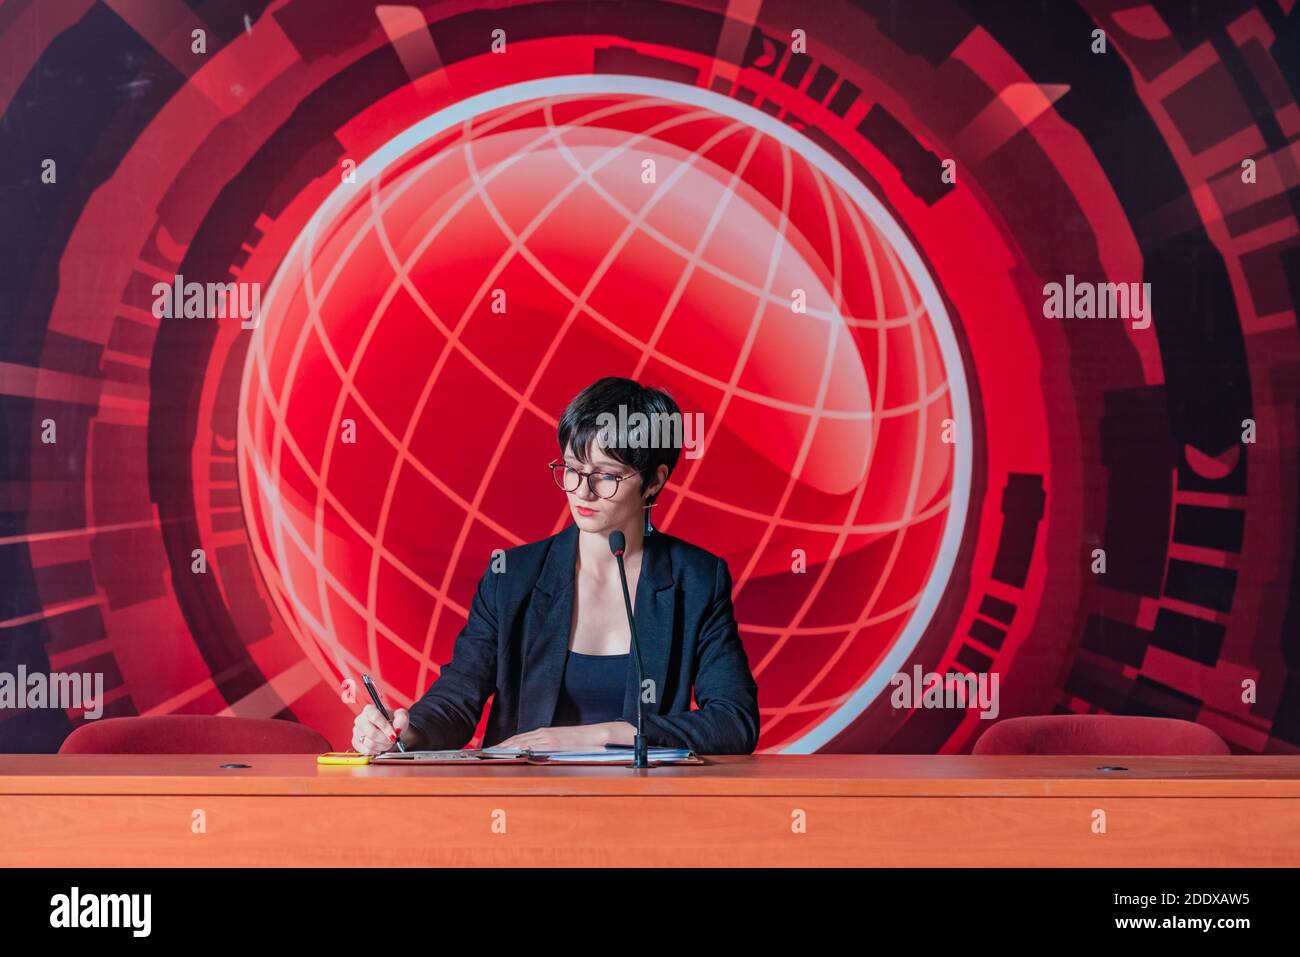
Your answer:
[644,499,658,536]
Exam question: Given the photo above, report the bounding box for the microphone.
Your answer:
[609,530,651,769]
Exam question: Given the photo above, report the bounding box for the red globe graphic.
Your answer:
[237,78,969,752]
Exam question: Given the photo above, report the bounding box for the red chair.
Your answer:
[972,714,1230,756]
[59,715,331,754]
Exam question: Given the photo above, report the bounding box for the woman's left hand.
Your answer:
[492,723,614,751]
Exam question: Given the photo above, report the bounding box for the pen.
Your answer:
[361,674,407,753]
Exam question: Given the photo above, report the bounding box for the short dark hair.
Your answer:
[557,377,682,506]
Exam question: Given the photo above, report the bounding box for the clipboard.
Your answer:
[370,747,704,766]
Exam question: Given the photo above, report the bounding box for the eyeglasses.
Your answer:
[548,459,636,499]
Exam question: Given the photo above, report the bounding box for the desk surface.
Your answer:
[5,754,1300,866]
[4,753,1300,796]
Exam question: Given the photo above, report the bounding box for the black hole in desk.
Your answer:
[1096,765,1128,772]
[219,763,251,769]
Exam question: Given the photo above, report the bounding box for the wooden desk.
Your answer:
[2,754,1298,866]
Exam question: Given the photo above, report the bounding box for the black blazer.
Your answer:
[405,523,761,754]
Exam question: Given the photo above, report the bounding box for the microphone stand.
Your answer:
[609,531,651,769]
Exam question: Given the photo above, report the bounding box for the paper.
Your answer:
[529,747,696,763]
[372,746,700,764]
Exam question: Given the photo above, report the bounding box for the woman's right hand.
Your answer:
[352,704,410,755]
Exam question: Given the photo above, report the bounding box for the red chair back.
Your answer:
[59,715,331,754]
[972,714,1229,756]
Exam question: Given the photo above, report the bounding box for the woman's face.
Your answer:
[558,441,664,537]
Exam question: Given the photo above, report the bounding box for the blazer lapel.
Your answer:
[620,531,676,726]
[518,523,578,734]
[517,523,678,734]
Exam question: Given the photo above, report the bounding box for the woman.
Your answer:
[351,376,760,755]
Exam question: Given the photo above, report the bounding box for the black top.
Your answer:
[406,523,761,754]
[551,650,630,726]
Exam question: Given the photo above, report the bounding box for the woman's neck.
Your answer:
[576,519,644,579]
